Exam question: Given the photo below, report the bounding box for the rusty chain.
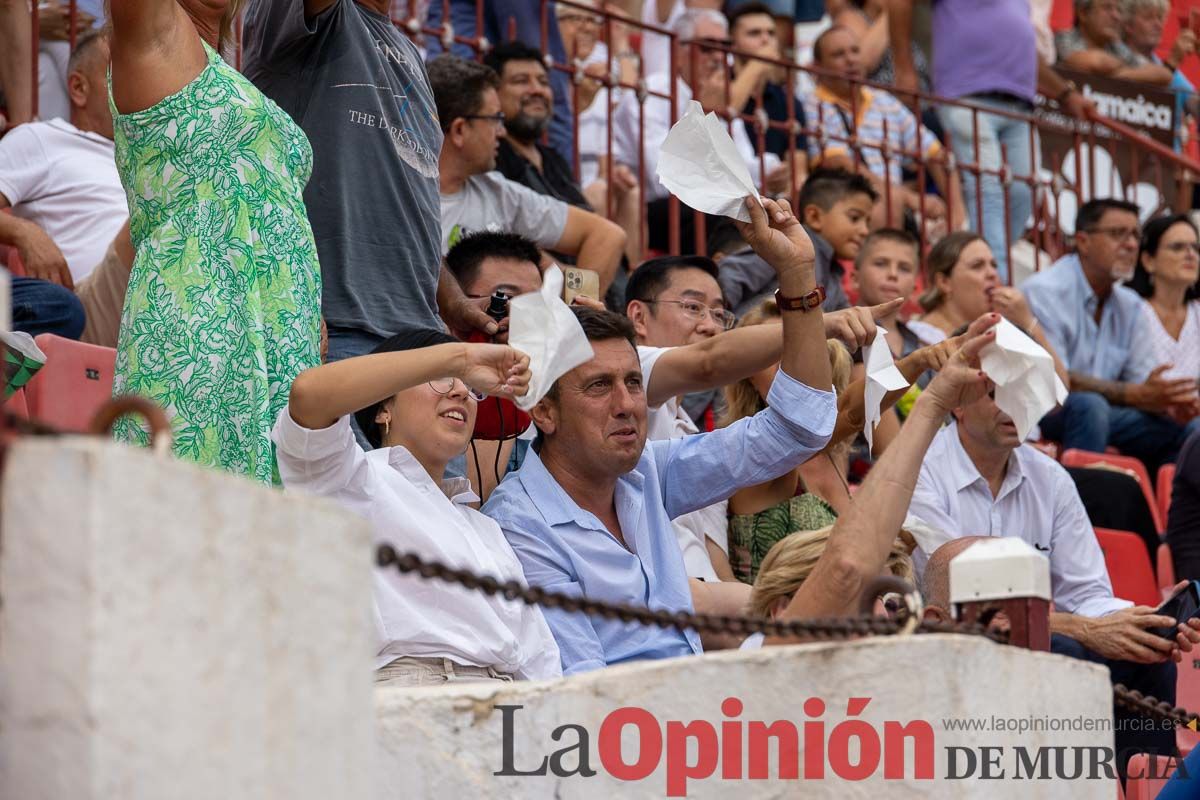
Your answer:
[375,544,1007,643]
[377,545,1200,730]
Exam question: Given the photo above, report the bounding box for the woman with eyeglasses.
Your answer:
[272,329,563,687]
[1128,215,1200,425]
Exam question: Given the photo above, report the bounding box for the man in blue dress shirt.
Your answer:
[1023,199,1200,469]
[483,196,839,674]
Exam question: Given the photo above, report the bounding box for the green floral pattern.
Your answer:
[108,42,321,484]
[729,494,839,584]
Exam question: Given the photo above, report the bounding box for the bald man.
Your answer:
[919,534,1185,770]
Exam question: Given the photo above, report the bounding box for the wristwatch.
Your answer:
[775,286,826,312]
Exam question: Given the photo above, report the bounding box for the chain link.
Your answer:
[377,545,1200,730]
[375,545,1008,643]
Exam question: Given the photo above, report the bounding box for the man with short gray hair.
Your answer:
[1056,0,1173,84]
[1120,0,1196,104]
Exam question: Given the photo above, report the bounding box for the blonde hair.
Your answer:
[749,526,915,618]
[721,297,852,427]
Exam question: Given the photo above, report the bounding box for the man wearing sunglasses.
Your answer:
[428,55,626,301]
[1024,199,1200,470]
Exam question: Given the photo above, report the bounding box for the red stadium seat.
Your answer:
[1063,449,1164,535]
[1159,543,1177,599]
[23,334,116,432]
[1159,464,1175,526]
[3,388,28,418]
[1095,528,1161,607]
[1125,753,1181,799]
[1178,653,1200,757]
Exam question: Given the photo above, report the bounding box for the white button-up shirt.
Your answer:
[613,72,781,202]
[272,409,561,679]
[909,423,1131,618]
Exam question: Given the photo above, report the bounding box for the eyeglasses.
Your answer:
[429,377,486,402]
[1161,241,1200,256]
[558,12,601,26]
[463,112,506,128]
[1086,226,1140,242]
[642,299,736,330]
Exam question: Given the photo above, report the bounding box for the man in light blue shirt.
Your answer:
[1023,199,1200,469]
[483,197,838,674]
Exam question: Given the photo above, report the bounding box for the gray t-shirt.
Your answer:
[243,0,444,337]
[440,172,568,253]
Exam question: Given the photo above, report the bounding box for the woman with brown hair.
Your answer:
[107,0,322,483]
[909,231,1068,387]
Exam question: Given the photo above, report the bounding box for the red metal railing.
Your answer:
[9,0,1199,284]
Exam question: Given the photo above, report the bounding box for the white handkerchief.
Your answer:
[656,100,761,222]
[507,265,595,411]
[980,318,1068,441]
[862,326,909,450]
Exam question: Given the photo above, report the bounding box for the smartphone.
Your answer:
[562,267,600,305]
[1150,580,1200,640]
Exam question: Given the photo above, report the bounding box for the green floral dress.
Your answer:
[108,42,322,484]
[729,494,839,583]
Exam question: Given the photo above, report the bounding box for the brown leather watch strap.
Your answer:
[774,285,826,312]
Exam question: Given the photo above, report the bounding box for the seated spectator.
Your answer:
[1026,201,1200,468]
[726,4,809,188]
[0,0,101,127]
[613,9,790,253]
[748,524,915,622]
[1055,0,1173,85]
[448,230,884,503]
[849,228,923,453]
[910,232,1069,386]
[1127,215,1200,425]
[537,13,644,267]
[275,329,561,686]
[920,529,1196,765]
[425,0,575,161]
[803,25,964,232]
[482,197,839,672]
[11,277,85,339]
[429,55,625,295]
[719,167,870,316]
[723,298,965,581]
[1166,429,1200,579]
[1122,0,1197,102]
[0,30,126,290]
[486,41,592,212]
[725,324,853,582]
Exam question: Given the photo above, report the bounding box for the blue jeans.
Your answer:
[425,0,574,162]
[1040,391,1200,471]
[326,326,387,449]
[938,95,1036,284]
[1051,634,1177,775]
[12,277,85,339]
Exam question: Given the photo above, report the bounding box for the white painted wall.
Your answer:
[377,636,1117,798]
[0,437,375,800]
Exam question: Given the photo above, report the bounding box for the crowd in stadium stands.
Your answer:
[5,0,1200,784]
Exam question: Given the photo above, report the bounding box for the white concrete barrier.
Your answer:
[0,438,375,800]
[376,636,1117,798]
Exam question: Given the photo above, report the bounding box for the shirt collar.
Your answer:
[813,83,872,113]
[1062,254,1101,315]
[944,421,1024,496]
[367,445,480,505]
[517,445,645,530]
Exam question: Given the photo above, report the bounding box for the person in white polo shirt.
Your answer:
[0,30,126,290]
